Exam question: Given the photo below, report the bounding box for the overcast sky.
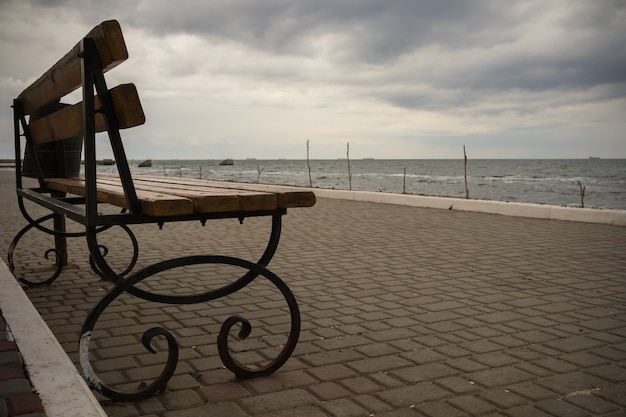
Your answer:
[1,0,625,159]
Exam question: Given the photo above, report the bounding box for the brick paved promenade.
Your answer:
[1,171,625,417]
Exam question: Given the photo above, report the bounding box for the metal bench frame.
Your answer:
[10,32,305,402]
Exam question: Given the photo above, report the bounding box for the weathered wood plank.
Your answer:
[96,178,244,213]
[44,177,193,217]
[97,176,278,212]
[18,20,128,115]
[28,83,145,144]
[129,175,317,208]
[129,178,277,212]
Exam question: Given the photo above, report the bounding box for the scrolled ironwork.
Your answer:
[88,223,139,282]
[78,254,300,401]
[80,326,178,402]
[8,215,64,286]
[217,268,300,380]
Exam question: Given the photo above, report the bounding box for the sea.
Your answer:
[100,158,626,211]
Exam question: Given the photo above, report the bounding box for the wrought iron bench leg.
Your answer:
[8,214,64,286]
[79,214,300,401]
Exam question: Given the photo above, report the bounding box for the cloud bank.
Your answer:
[1,0,625,159]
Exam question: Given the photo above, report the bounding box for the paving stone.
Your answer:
[161,389,203,410]
[0,341,17,353]
[546,335,605,353]
[301,349,364,367]
[565,393,620,415]
[447,357,488,373]
[514,362,554,377]
[98,403,140,417]
[162,405,224,417]
[364,328,420,343]
[508,383,559,401]
[595,384,626,406]
[199,382,251,403]
[466,366,534,388]
[377,408,425,417]
[369,372,405,388]
[0,352,21,367]
[473,352,518,367]
[399,348,447,364]
[533,357,579,373]
[352,394,394,414]
[447,394,497,415]
[377,383,450,407]
[505,404,559,417]
[433,344,473,359]
[320,398,368,417]
[436,376,481,394]
[308,381,351,401]
[135,397,166,415]
[0,379,32,397]
[535,372,610,395]
[244,370,317,394]
[479,388,527,409]
[239,388,317,414]
[476,311,526,324]
[535,398,592,417]
[414,401,467,417]
[256,405,329,417]
[6,392,44,415]
[348,355,413,374]
[306,364,357,381]
[354,342,400,357]
[560,351,609,368]
[0,364,24,381]
[586,364,626,382]
[391,363,458,383]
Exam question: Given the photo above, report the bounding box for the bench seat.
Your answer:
[45,175,316,217]
[11,20,315,401]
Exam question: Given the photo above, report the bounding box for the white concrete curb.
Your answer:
[310,188,626,226]
[0,259,107,417]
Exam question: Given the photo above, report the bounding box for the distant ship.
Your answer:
[589,156,600,160]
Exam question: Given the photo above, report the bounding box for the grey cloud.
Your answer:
[113,1,625,99]
[33,0,623,95]
[1,0,624,159]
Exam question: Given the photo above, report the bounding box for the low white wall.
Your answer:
[311,188,626,226]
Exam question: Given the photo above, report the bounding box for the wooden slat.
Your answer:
[130,175,317,208]
[18,20,128,115]
[28,84,145,144]
[44,173,315,217]
[97,178,247,213]
[129,178,277,212]
[44,178,193,217]
[97,177,277,212]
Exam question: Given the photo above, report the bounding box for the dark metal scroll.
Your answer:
[79,254,300,402]
[8,214,64,286]
[88,224,139,281]
[8,208,140,286]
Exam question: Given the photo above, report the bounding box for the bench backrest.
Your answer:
[14,20,144,215]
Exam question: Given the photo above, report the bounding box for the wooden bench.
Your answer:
[10,20,315,402]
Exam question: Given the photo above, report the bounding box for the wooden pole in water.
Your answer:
[578,181,586,208]
[403,168,406,194]
[306,140,313,187]
[464,145,469,199]
[347,142,352,190]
